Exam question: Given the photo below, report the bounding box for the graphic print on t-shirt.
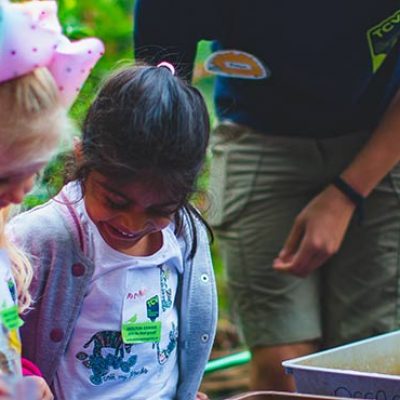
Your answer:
[75,330,146,386]
[156,322,177,365]
[75,264,179,386]
[368,9,400,72]
[160,266,173,312]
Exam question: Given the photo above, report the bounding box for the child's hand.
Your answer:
[0,376,54,400]
[0,377,12,398]
[196,392,209,400]
[22,376,54,400]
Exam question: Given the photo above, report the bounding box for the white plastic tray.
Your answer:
[283,330,400,399]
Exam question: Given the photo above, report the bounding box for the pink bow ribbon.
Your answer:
[0,0,104,107]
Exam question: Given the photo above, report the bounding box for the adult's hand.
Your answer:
[274,86,400,278]
[196,391,209,400]
[273,184,355,278]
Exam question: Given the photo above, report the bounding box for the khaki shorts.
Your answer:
[208,121,400,349]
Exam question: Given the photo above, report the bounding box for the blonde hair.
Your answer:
[0,68,70,163]
[0,68,70,312]
[0,207,33,312]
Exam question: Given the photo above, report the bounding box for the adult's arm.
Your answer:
[273,89,400,277]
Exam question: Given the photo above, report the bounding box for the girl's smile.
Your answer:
[99,220,158,244]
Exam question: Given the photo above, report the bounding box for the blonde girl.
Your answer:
[0,68,66,313]
[0,1,103,398]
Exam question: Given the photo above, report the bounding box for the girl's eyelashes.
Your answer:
[0,172,27,185]
[149,208,175,217]
[0,177,10,185]
[148,205,181,217]
[98,185,130,210]
[0,174,33,186]
[0,165,45,186]
[104,195,179,216]
[104,196,130,210]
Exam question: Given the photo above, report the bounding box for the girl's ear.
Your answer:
[73,137,83,162]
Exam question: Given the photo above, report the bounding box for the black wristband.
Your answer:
[332,176,365,224]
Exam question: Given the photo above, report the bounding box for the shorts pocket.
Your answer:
[208,137,228,226]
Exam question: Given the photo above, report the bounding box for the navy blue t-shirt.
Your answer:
[134,0,400,138]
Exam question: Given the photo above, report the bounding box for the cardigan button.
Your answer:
[71,263,85,277]
[201,334,209,343]
[50,328,64,342]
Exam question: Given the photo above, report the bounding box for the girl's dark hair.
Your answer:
[69,64,211,257]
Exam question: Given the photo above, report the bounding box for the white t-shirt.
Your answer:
[54,185,183,400]
[0,249,22,377]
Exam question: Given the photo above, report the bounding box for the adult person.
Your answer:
[134,0,400,391]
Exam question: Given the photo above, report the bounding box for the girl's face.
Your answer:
[84,171,180,256]
[0,161,45,209]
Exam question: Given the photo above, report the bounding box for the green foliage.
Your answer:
[24,0,136,209]
[57,0,134,122]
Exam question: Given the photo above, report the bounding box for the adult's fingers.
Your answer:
[277,217,305,261]
[274,229,330,277]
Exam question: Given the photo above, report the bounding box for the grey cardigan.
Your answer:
[8,192,217,400]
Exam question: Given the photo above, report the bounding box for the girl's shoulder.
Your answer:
[176,208,211,261]
[178,207,209,238]
[7,196,74,248]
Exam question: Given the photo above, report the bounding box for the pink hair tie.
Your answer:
[0,0,104,108]
[157,62,175,75]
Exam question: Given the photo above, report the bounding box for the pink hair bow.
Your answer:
[0,0,104,107]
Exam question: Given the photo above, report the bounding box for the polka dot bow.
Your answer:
[0,0,104,107]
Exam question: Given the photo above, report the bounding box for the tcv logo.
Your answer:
[367,9,400,72]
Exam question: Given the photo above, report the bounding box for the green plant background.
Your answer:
[23,0,229,318]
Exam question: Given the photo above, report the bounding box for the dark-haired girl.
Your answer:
[8,63,216,400]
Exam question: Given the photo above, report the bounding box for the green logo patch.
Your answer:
[367,10,400,72]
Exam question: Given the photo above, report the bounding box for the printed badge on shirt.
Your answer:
[122,265,175,344]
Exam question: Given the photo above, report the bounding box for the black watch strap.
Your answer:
[332,176,365,225]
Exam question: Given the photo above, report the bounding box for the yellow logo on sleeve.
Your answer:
[367,9,400,72]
